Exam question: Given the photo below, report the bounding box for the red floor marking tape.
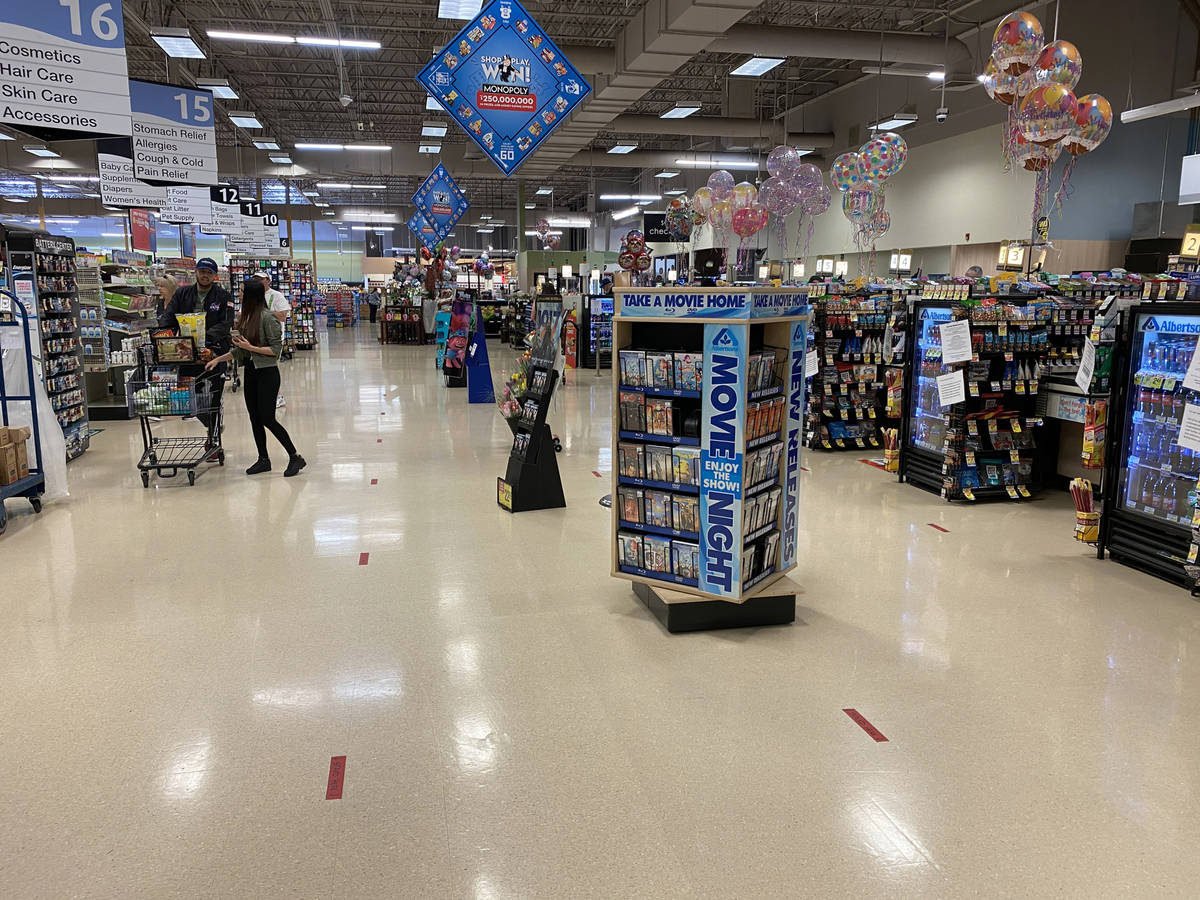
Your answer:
[370,479,378,485]
[800,466,810,472]
[358,552,369,566]
[326,756,346,799]
[858,458,888,471]
[927,523,950,533]
[843,708,888,742]
[377,439,382,443]
[592,471,601,477]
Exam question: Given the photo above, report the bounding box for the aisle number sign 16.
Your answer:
[57,0,121,41]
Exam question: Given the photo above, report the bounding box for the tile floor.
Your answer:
[2,323,1199,898]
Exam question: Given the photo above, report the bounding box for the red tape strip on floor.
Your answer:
[377,439,382,443]
[358,552,369,566]
[927,523,950,533]
[370,479,378,485]
[800,466,810,472]
[592,471,601,478]
[858,458,888,471]
[843,708,888,742]
[326,755,346,799]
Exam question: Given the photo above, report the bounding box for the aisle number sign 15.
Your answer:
[1182,224,1200,259]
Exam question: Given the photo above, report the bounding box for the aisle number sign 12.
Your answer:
[0,0,132,139]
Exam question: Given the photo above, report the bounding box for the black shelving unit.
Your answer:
[498,366,565,513]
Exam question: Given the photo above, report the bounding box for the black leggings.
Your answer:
[243,365,297,459]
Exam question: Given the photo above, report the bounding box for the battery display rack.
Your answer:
[937,303,1052,502]
[807,290,908,451]
[611,287,809,632]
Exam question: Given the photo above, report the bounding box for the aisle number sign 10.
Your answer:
[0,0,132,138]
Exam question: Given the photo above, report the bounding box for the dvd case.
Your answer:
[672,541,699,579]
[643,535,672,572]
[618,532,643,568]
[673,446,700,485]
[645,490,672,529]
[673,352,700,391]
[619,391,646,431]
[645,444,673,482]
[619,350,647,386]
[646,352,674,390]
[672,495,699,534]
[618,441,644,478]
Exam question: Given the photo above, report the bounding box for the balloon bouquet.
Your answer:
[828,131,908,271]
[532,217,562,251]
[618,229,653,281]
[473,252,494,280]
[758,146,831,260]
[981,11,1112,224]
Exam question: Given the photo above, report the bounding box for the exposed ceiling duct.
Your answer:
[709,24,973,70]
[523,0,773,176]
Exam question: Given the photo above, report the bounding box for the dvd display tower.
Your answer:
[611,287,809,632]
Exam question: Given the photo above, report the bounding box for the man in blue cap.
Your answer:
[158,258,235,446]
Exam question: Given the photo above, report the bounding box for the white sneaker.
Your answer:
[276,395,286,408]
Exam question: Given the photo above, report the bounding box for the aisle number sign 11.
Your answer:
[0,0,132,139]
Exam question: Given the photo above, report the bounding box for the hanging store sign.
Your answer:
[415,0,591,176]
[128,79,217,185]
[97,137,166,208]
[206,184,242,234]
[411,163,469,242]
[160,185,213,224]
[407,210,440,252]
[0,0,132,140]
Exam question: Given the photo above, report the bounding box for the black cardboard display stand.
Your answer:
[497,368,565,512]
[632,581,796,633]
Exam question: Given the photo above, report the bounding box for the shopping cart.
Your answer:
[128,341,225,487]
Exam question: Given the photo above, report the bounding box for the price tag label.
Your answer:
[1189,544,1199,563]
[968,420,978,435]
[822,440,831,449]
[1017,485,1032,498]
[1011,420,1022,433]
[988,420,999,434]
[855,438,865,448]
[969,382,980,397]
[1143,282,1154,298]
[966,451,976,466]
[868,408,876,419]
[1005,352,1014,362]
[855,329,862,337]
[834,439,845,448]
[839,409,848,420]
[1010,450,1021,463]
[869,437,879,447]
[962,488,976,500]
[991,381,1001,392]
[1029,380,1038,394]
[998,323,1007,336]
[1006,486,1020,499]
[1015,381,1025,394]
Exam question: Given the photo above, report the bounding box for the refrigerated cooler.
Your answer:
[1100,304,1200,585]
[899,301,955,493]
[580,295,613,369]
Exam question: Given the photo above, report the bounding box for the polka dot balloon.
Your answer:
[859,132,907,183]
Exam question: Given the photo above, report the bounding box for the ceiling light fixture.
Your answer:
[548,216,589,227]
[149,27,206,58]
[674,156,759,170]
[438,0,483,20]
[612,206,639,221]
[101,232,124,237]
[421,122,448,137]
[302,190,320,197]
[196,77,238,99]
[23,144,60,158]
[663,189,687,196]
[207,30,379,49]
[868,111,919,130]
[418,144,441,154]
[2,197,28,203]
[350,184,385,189]
[314,202,330,207]
[535,187,553,195]
[478,214,491,220]
[524,229,562,236]
[660,104,700,119]
[1121,92,1200,124]
[0,132,13,141]
[476,227,495,233]
[607,144,638,154]
[253,139,280,150]
[295,142,342,151]
[654,170,680,179]
[323,210,336,215]
[345,143,392,151]
[268,154,292,164]
[316,182,352,189]
[426,96,442,111]
[927,70,945,80]
[228,111,263,128]
[730,57,785,77]
[524,203,536,209]
[48,175,99,182]
[599,193,660,201]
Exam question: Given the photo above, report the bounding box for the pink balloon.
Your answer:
[766,145,802,179]
[759,176,798,216]
[706,169,735,201]
[788,162,824,195]
[732,203,768,238]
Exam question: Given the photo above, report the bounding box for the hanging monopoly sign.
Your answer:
[411,163,469,242]
[0,0,132,140]
[699,323,746,599]
[407,211,439,253]
[128,79,218,185]
[415,0,591,176]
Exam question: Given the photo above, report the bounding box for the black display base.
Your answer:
[500,422,566,512]
[632,580,795,633]
[445,368,467,388]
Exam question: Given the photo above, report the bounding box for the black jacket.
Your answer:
[158,283,235,353]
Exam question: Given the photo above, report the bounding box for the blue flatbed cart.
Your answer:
[0,290,47,535]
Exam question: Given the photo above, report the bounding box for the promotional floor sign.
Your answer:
[408,211,439,253]
[0,0,132,140]
[467,311,495,404]
[128,80,217,185]
[699,324,746,598]
[415,0,592,175]
[412,164,468,242]
[444,299,473,374]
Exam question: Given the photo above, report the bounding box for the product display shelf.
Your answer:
[581,295,614,369]
[806,290,907,452]
[293,298,318,350]
[610,287,809,631]
[497,365,566,513]
[933,304,1052,502]
[228,256,293,304]
[91,254,157,420]
[2,229,90,459]
[1099,303,1200,587]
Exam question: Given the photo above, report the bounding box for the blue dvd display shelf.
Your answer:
[611,287,810,632]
